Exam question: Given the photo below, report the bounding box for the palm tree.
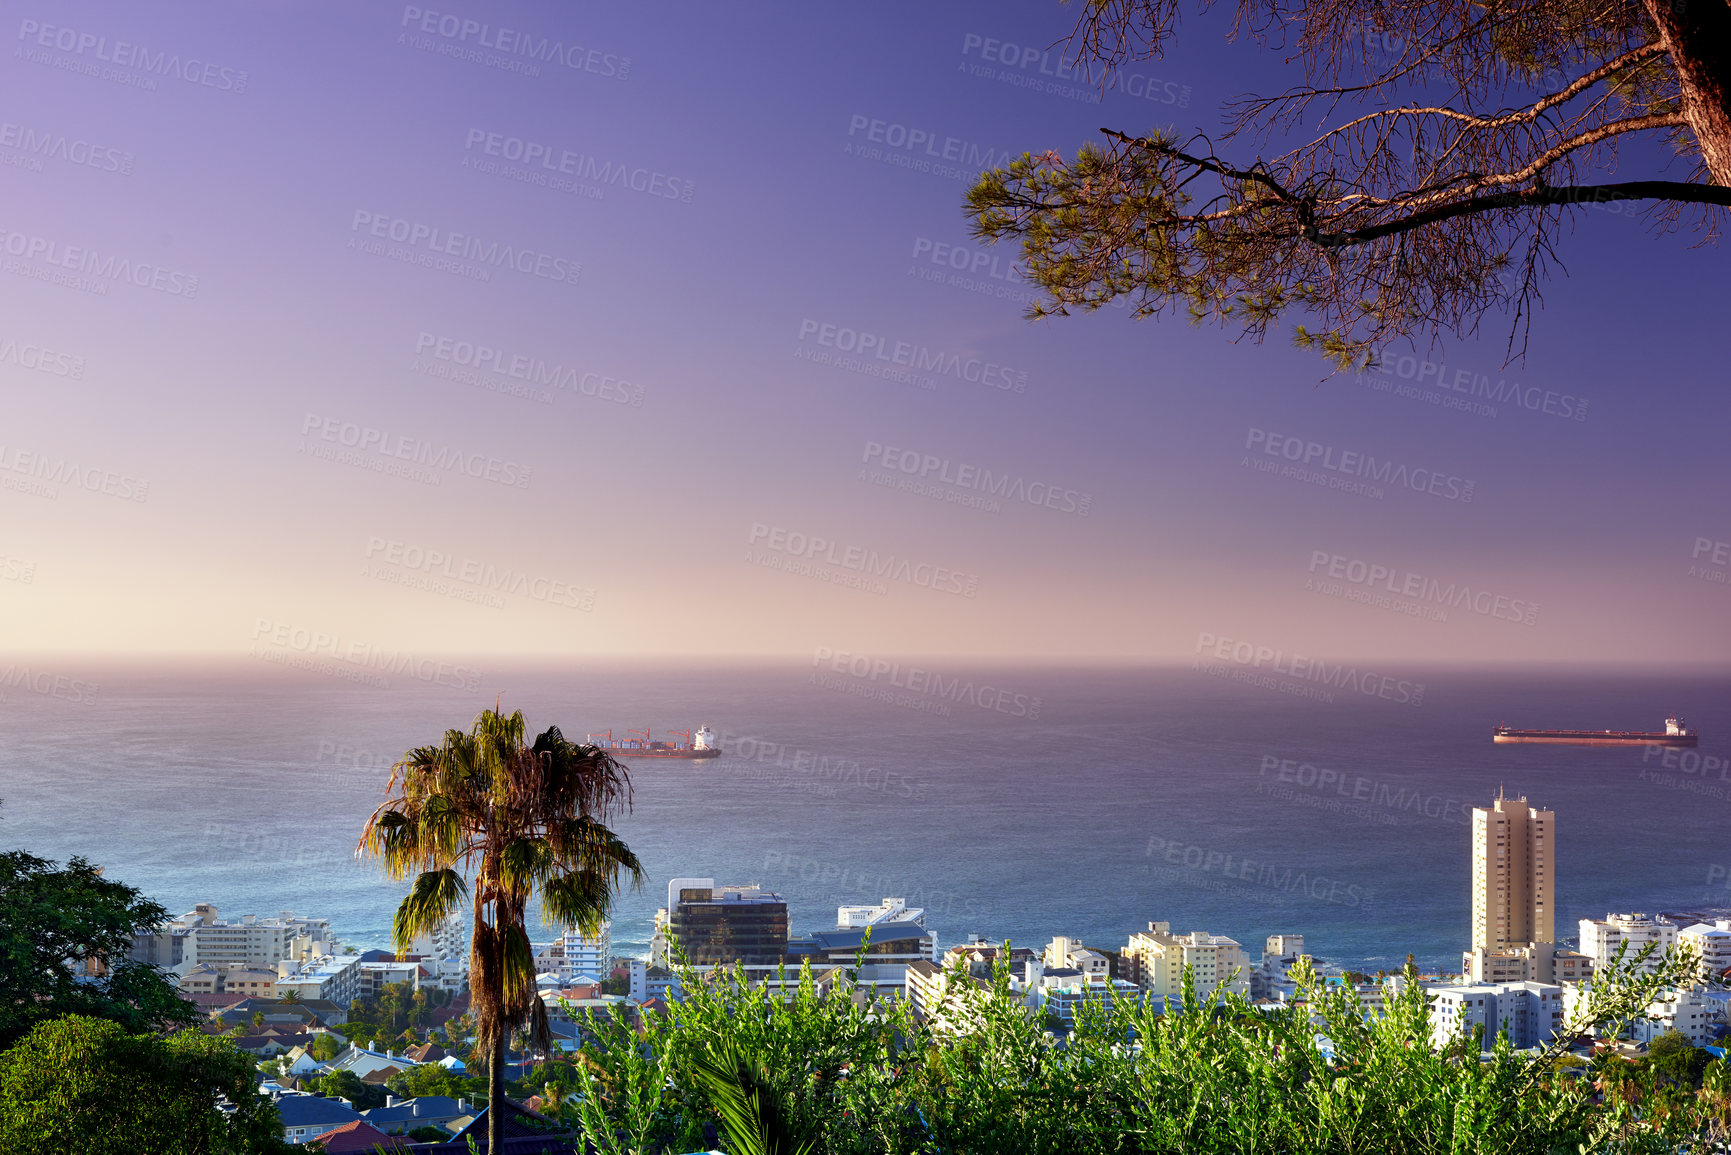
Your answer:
[359,706,644,1154]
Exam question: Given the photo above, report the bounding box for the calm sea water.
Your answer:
[2,659,1726,973]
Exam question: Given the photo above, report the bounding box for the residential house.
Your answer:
[274,1095,361,1145]
[306,1120,410,1153]
[361,1095,475,1136]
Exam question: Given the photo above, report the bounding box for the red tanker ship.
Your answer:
[587,725,721,759]
[1491,717,1698,747]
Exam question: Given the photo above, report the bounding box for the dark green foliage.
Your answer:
[385,1060,479,1101]
[0,1014,293,1155]
[0,849,196,1049]
[559,948,1731,1154]
[312,1068,389,1110]
[343,981,450,1044]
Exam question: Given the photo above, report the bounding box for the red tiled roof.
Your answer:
[309,1120,411,1153]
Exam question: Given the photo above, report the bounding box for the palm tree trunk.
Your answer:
[488,1030,504,1153]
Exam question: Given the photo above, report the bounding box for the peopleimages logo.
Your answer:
[0,335,85,378]
[862,441,1089,515]
[349,211,580,285]
[1245,428,1475,503]
[249,618,484,691]
[845,114,1015,169]
[810,647,1042,718]
[1194,631,1426,706]
[959,32,1192,107]
[462,129,693,202]
[363,536,595,611]
[797,319,1027,392]
[413,332,643,406]
[300,413,533,489]
[399,7,630,79]
[0,120,133,174]
[746,523,980,597]
[1143,836,1372,908]
[0,444,148,502]
[1364,347,1588,421]
[16,18,249,92]
[0,663,97,705]
[1257,755,1472,825]
[0,226,199,297]
[1306,550,1538,626]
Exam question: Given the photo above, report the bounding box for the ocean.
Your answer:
[2,658,1726,974]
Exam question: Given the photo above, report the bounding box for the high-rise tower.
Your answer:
[1471,791,1554,952]
[1462,791,1581,983]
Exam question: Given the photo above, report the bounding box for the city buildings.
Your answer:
[904,959,990,1034]
[1122,923,1251,997]
[1579,912,1681,974]
[1250,934,1308,1001]
[1679,920,1731,981]
[1563,982,1725,1047]
[178,962,281,998]
[942,939,1037,979]
[533,923,611,985]
[652,878,789,973]
[275,954,365,1005]
[838,897,925,928]
[1428,981,1565,1050]
[1042,936,1111,981]
[131,904,343,977]
[1462,793,1562,983]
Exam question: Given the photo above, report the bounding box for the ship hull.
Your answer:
[604,747,721,759]
[1492,731,1697,747]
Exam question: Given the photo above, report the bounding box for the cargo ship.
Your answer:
[587,725,720,759]
[1491,717,1698,747]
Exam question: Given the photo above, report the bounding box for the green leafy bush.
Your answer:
[0,1014,292,1155]
[562,948,1731,1154]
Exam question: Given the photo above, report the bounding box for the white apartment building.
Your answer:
[1025,972,1147,1026]
[133,905,343,977]
[355,959,424,998]
[838,898,925,928]
[1042,937,1110,981]
[275,954,363,1005]
[904,959,989,1034]
[532,923,611,985]
[1679,921,1731,981]
[1123,922,1251,997]
[1564,982,1723,1047]
[406,911,468,963]
[1430,981,1564,1051]
[1633,987,1722,1046]
[1579,913,1679,975]
[1251,934,1307,1000]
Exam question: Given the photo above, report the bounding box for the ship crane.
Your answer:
[626,727,653,747]
[667,729,692,747]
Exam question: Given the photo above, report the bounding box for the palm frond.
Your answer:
[688,1035,820,1155]
[392,868,469,955]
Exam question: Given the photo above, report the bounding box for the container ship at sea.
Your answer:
[588,725,721,759]
[1491,717,1698,747]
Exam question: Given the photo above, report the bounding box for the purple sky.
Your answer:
[1,0,1727,664]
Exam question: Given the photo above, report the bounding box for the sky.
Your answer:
[1,0,1728,666]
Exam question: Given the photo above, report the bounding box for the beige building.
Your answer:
[1463,793,1560,983]
[178,962,279,998]
[1123,922,1251,997]
[1042,936,1110,981]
